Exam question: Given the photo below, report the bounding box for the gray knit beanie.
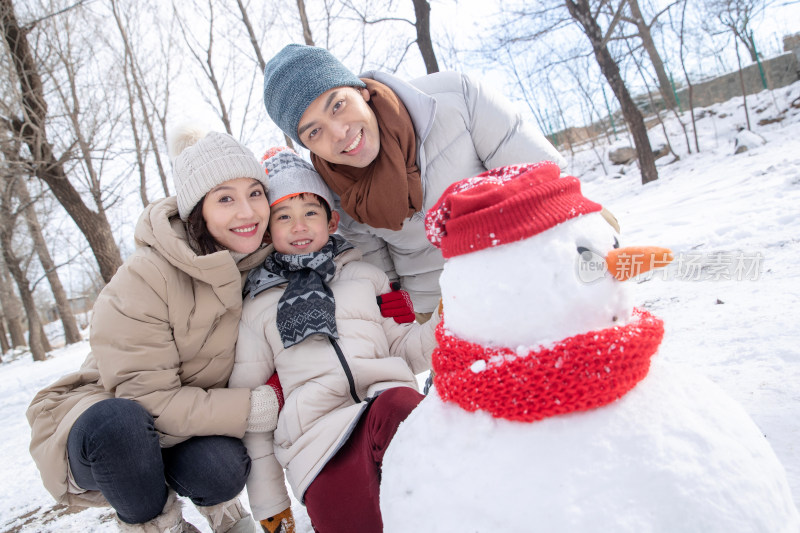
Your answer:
[263,44,367,147]
[262,146,335,210]
[168,124,269,220]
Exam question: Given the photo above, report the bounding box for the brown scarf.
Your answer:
[311,79,423,230]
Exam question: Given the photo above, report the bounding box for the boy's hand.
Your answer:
[377,281,415,323]
[260,507,295,533]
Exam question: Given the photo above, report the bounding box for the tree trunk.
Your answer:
[734,41,752,130]
[16,178,82,344]
[295,0,315,46]
[0,0,123,283]
[678,0,699,153]
[0,318,9,355]
[236,0,296,149]
[411,0,439,74]
[0,210,47,360]
[565,0,658,184]
[0,256,26,347]
[735,30,758,63]
[2,249,48,361]
[122,55,150,208]
[627,0,676,110]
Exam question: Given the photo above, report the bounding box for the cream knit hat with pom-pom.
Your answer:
[168,123,268,220]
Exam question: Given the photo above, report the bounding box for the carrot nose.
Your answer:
[606,247,673,281]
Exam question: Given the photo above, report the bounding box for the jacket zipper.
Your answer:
[329,337,361,404]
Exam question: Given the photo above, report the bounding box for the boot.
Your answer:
[116,491,201,533]
[196,496,258,533]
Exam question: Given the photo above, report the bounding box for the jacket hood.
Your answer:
[360,70,437,148]
[134,196,267,287]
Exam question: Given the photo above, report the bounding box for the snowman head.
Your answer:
[426,162,672,349]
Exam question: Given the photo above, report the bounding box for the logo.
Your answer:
[575,246,607,283]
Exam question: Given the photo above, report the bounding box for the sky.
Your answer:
[1,76,799,532]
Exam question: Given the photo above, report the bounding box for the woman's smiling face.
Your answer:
[201,178,270,253]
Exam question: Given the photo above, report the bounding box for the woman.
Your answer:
[26,125,285,533]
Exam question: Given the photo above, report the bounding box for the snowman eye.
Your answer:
[577,246,591,256]
[613,237,620,249]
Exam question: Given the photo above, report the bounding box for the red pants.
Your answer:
[304,386,424,533]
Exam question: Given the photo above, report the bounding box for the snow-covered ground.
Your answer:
[1,81,799,532]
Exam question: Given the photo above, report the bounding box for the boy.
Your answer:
[229,147,440,532]
[262,44,567,318]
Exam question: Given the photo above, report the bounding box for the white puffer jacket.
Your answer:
[332,70,566,312]
[229,247,439,519]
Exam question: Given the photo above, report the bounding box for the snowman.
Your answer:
[380,162,800,532]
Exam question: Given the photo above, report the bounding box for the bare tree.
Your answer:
[704,0,769,62]
[622,0,678,110]
[0,316,9,355]
[565,0,658,184]
[0,173,48,360]
[111,0,172,201]
[122,50,151,208]
[0,253,26,348]
[15,175,82,345]
[734,37,753,130]
[411,0,439,73]
[233,0,296,149]
[676,0,700,152]
[295,0,315,45]
[340,0,439,73]
[622,36,680,161]
[0,0,123,283]
[174,0,234,134]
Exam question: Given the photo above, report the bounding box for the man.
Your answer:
[263,44,566,319]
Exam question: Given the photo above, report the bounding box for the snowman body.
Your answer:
[380,212,800,532]
[382,361,799,532]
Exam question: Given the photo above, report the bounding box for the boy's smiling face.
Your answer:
[268,194,339,255]
[297,86,380,168]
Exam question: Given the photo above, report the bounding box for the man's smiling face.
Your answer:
[297,86,381,168]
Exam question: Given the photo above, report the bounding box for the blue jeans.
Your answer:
[67,398,251,524]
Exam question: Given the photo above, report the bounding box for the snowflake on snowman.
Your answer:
[380,161,800,533]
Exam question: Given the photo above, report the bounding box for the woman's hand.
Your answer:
[247,385,281,433]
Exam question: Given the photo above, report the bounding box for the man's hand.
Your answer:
[377,281,415,323]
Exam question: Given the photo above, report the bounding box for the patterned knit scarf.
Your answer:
[311,78,423,231]
[433,309,664,422]
[263,235,353,348]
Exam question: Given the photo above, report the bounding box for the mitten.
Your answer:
[265,372,285,411]
[247,385,280,433]
[377,281,415,323]
[260,507,295,533]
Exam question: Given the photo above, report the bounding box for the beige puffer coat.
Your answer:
[26,196,270,507]
[230,247,440,520]
[333,70,567,313]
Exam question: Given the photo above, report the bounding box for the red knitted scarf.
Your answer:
[432,308,664,422]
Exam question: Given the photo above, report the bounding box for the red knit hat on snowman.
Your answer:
[426,161,603,258]
[424,161,663,423]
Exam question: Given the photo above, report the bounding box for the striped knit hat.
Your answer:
[425,161,602,258]
[261,146,335,209]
